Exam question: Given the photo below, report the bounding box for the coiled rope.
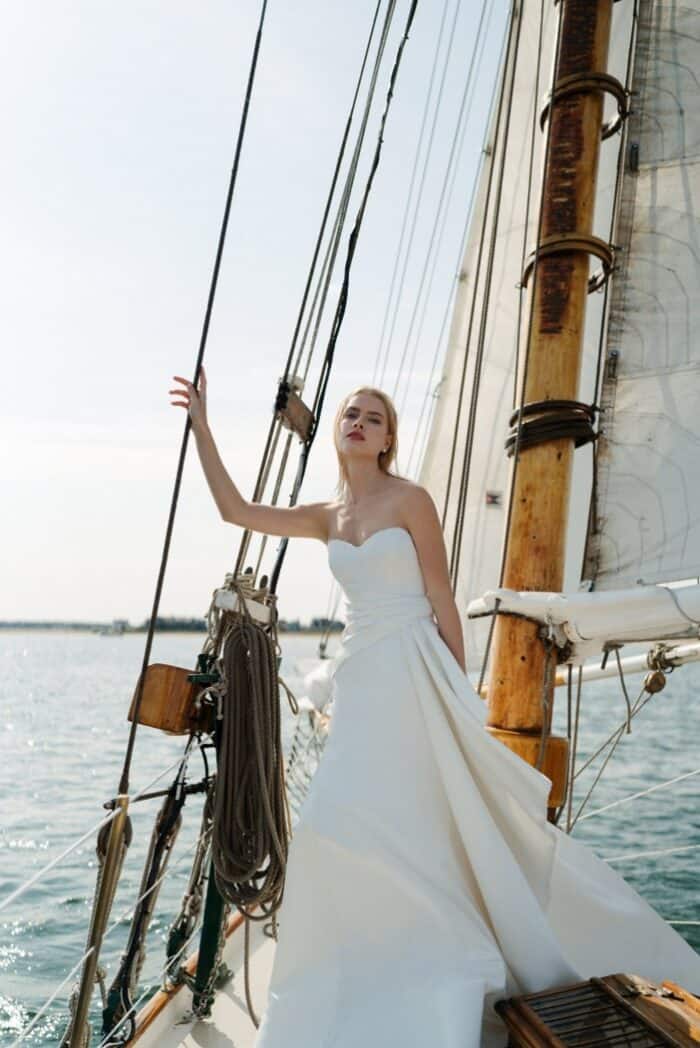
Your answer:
[211,609,290,918]
[208,579,294,1026]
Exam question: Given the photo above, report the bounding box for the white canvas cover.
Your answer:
[468,580,700,664]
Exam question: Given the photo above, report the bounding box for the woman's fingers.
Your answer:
[172,374,197,391]
[170,373,206,419]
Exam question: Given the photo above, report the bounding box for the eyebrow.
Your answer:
[347,406,385,419]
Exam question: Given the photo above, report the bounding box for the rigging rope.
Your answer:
[236,0,405,591]
[372,0,452,388]
[604,842,700,865]
[120,0,269,795]
[567,679,647,830]
[510,0,548,413]
[582,0,640,582]
[579,766,700,824]
[268,0,418,596]
[102,751,194,1040]
[94,921,207,1048]
[283,0,384,383]
[0,754,189,915]
[406,15,507,478]
[296,0,399,385]
[574,690,655,779]
[436,0,521,549]
[375,0,463,390]
[390,0,493,410]
[445,0,567,727]
[449,0,534,584]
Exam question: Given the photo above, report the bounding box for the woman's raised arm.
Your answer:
[170,368,329,542]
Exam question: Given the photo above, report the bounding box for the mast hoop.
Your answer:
[505,399,597,458]
[539,71,629,141]
[520,232,614,293]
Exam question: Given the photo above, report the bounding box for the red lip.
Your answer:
[347,432,365,441]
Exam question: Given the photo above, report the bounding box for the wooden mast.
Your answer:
[485,0,616,817]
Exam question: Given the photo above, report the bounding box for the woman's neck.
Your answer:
[343,463,388,504]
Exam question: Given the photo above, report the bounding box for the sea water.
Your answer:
[1,630,698,1045]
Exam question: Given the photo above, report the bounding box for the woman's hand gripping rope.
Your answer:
[170,367,208,432]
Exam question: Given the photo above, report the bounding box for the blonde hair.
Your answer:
[332,386,407,499]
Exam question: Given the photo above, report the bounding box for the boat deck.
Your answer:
[133,917,276,1046]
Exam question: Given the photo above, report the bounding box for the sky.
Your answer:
[2,1,508,625]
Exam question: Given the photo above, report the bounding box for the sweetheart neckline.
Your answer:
[327,525,411,550]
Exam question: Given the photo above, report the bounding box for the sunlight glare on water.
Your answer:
[1,630,698,1045]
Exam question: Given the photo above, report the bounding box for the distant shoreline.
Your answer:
[0,622,342,636]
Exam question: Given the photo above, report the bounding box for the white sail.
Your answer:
[584,1,700,591]
[418,1,637,672]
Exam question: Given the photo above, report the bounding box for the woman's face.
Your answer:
[338,393,391,464]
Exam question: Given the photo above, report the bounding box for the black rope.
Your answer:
[580,0,640,585]
[234,0,392,582]
[438,0,520,549]
[407,13,507,477]
[512,0,548,412]
[392,0,493,410]
[372,0,452,388]
[450,0,525,583]
[118,0,268,795]
[468,0,564,694]
[504,400,597,456]
[493,0,565,584]
[319,0,419,397]
[269,0,419,594]
[447,0,525,583]
[293,0,399,380]
[280,0,384,383]
[377,0,462,390]
[102,768,188,1040]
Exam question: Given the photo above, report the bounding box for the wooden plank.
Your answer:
[605,974,700,1047]
[497,974,700,1047]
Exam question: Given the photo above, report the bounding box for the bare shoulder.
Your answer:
[397,481,440,527]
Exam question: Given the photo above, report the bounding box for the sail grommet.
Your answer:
[539,71,629,140]
[521,232,615,293]
[505,399,597,457]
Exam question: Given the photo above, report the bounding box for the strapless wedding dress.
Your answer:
[254,526,700,1047]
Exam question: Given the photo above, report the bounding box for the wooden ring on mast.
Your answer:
[521,232,615,293]
[539,71,629,141]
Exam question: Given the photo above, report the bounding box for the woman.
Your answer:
[171,370,700,1047]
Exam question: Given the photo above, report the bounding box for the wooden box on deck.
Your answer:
[128,663,203,735]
